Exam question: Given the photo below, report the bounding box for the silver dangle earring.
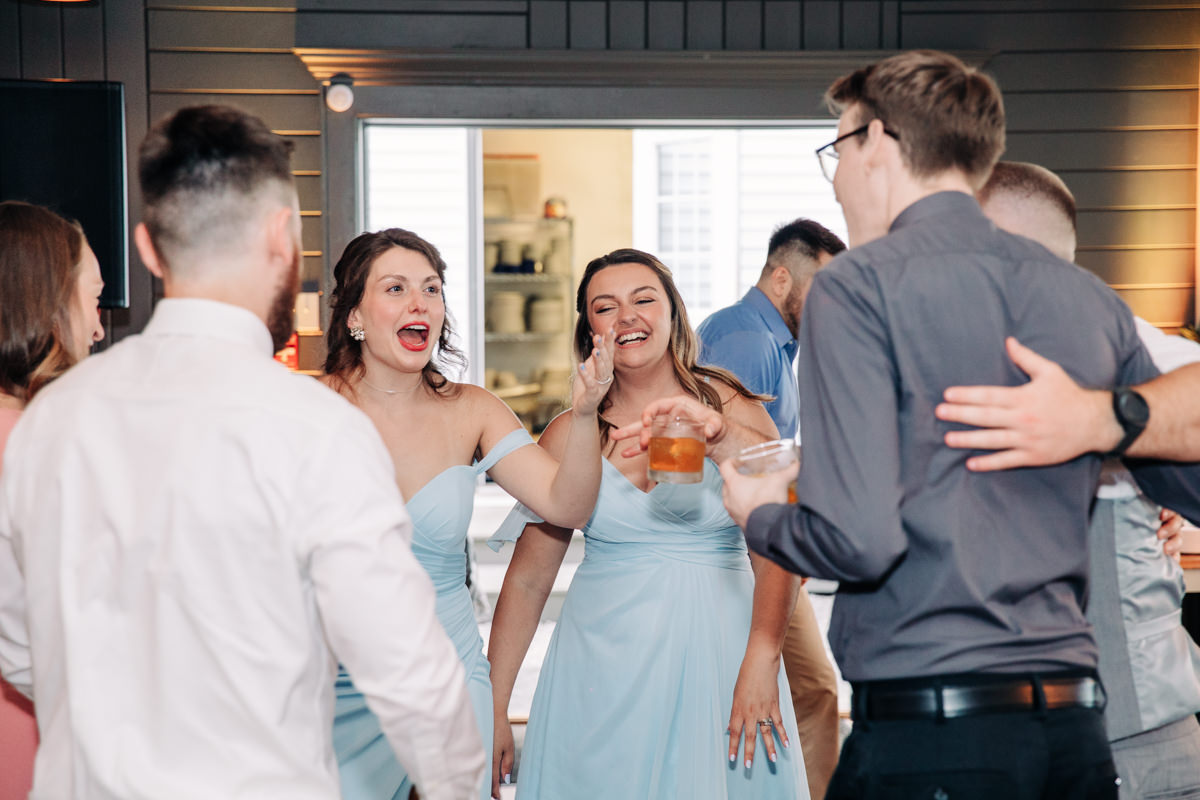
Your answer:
[350,325,365,342]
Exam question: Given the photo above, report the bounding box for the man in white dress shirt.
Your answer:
[0,105,484,800]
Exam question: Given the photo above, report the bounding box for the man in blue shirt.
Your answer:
[697,219,845,440]
[696,218,846,799]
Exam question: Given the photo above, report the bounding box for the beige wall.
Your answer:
[482,129,633,284]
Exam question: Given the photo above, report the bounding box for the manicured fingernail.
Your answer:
[729,753,735,763]
[769,753,776,763]
[783,738,790,748]
[745,759,752,769]
[504,774,511,784]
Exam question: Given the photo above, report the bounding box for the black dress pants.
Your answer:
[825,706,1119,800]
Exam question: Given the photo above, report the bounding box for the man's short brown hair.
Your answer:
[139,105,294,270]
[978,161,1077,233]
[825,50,1005,189]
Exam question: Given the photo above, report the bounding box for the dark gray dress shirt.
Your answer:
[744,191,1200,682]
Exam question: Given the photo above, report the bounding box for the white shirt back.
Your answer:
[0,299,484,800]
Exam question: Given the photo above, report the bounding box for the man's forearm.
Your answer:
[1127,363,1200,460]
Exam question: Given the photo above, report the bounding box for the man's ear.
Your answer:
[863,118,896,171]
[134,223,166,279]
[770,265,793,300]
[265,204,298,270]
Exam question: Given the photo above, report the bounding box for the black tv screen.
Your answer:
[0,80,128,309]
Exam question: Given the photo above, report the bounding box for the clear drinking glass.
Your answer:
[647,416,706,484]
[731,439,800,503]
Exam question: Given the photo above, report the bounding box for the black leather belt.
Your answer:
[854,675,1103,721]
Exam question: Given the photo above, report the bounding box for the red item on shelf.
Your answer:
[274,332,299,371]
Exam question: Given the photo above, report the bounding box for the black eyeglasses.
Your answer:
[815,124,900,182]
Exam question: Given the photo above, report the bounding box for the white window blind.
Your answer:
[362,124,477,381]
[634,126,845,328]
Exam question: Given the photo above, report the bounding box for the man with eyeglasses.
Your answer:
[719,49,1200,799]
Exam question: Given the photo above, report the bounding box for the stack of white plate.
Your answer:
[488,291,526,333]
[528,296,564,333]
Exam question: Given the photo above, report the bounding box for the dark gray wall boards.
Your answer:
[3,0,1196,339]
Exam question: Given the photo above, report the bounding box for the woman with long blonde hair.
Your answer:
[488,249,807,799]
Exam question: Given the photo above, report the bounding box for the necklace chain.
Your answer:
[360,376,402,395]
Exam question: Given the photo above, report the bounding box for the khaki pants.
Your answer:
[781,587,839,800]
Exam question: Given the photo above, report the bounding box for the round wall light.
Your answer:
[325,79,354,113]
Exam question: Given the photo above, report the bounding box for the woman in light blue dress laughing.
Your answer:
[320,228,614,800]
[487,249,808,800]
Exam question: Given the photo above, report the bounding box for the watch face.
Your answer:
[1116,389,1150,427]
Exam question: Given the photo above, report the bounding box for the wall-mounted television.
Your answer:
[0,80,128,309]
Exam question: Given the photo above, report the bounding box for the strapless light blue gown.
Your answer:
[490,458,808,800]
[334,427,534,800]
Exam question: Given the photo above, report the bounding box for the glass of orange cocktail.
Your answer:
[647,416,707,484]
[731,439,800,503]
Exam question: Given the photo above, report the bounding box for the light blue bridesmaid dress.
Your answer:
[490,458,808,800]
[334,427,534,800]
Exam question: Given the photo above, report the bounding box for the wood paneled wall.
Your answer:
[146,1,327,285]
[905,1,1200,327]
[4,0,1198,335]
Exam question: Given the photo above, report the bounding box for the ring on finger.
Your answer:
[757,718,773,728]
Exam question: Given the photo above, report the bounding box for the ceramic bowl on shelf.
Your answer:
[528,296,564,333]
[488,291,526,334]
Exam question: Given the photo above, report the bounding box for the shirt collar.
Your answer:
[142,298,276,357]
[890,190,981,233]
[743,287,795,350]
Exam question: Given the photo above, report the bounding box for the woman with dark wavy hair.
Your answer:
[487,249,807,799]
[321,228,613,800]
[0,200,104,800]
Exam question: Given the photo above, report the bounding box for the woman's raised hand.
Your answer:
[573,329,616,416]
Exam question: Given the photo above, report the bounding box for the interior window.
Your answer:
[632,126,845,326]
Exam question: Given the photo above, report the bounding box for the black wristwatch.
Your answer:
[1109,387,1150,456]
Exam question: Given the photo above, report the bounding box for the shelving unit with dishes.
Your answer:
[483,218,574,433]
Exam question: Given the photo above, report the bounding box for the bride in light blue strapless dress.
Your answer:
[488,249,808,800]
[320,229,614,800]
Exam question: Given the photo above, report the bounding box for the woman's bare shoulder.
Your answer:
[451,381,518,414]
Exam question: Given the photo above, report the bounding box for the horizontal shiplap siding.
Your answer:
[147,2,326,284]
[286,0,1197,327]
[899,1,1199,326]
[10,0,1197,333]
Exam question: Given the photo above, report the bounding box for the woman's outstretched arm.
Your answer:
[485,331,614,529]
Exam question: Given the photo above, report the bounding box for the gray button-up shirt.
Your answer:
[745,191,1200,682]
